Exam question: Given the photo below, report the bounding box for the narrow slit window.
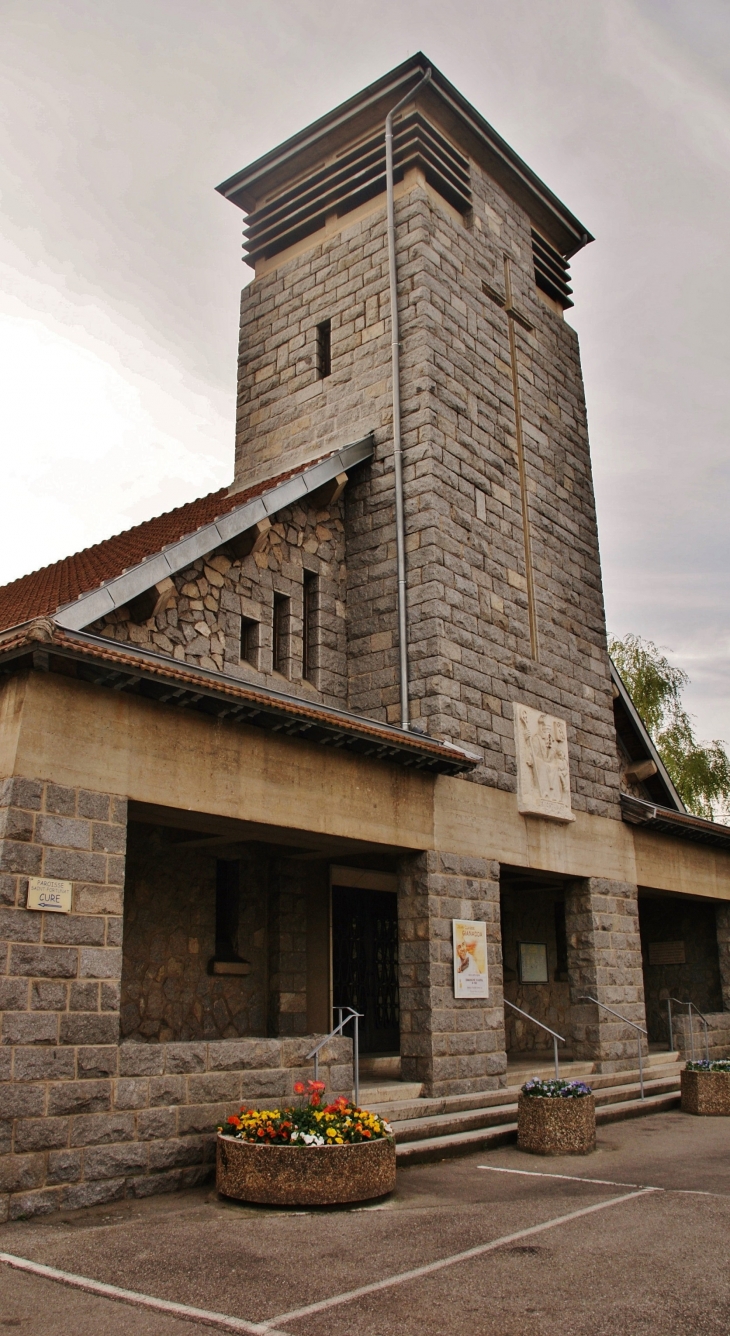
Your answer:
[240,616,258,667]
[272,594,290,676]
[302,571,318,683]
[215,860,240,962]
[316,319,331,379]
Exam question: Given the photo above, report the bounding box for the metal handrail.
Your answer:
[669,997,710,1063]
[306,1006,363,1106]
[580,996,648,1099]
[504,999,565,1078]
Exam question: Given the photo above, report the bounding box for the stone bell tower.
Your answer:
[217,54,623,820]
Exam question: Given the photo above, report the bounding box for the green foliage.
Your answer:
[609,633,730,821]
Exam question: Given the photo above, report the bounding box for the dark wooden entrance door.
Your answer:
[331,886,399,1054]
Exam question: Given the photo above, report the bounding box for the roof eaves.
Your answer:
[610,659,685,812]
[53,434,373,633]
[620,794,730,850]
[216,53,592,256]
[0,620,478,777]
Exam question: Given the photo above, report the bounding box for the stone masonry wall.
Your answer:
[0,1035,351,1222]
[0,776,126,1055]
[398,849,506,1096]
[716,902,730,1014]
[564,877,648,1071]
[90,495,348,711]
[501,888,570,1054]
[121,827,270,1043]
[228,133,621,815]
[346,174,620,815]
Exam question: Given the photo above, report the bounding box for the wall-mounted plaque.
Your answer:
[27,877,72,914]
[514,703,574,822]
[518,941,549,983]
[648,941,686,966]
[453,920,489,999]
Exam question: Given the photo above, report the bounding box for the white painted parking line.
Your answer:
[0,1252,291,1336]
[262,1188,657,1328]
[478,1165,642,1188]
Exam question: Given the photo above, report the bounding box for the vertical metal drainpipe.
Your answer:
[385,66,432,731]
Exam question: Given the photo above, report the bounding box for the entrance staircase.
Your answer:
[359,1051,682,1163]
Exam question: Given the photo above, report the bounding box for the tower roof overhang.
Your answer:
[216,53,593,260]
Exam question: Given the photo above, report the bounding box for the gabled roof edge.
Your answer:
[610,658,685,812]
[53,435,373,633]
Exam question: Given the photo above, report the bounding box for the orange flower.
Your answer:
[294,1081,306,1094]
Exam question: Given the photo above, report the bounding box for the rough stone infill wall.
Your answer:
[268,860,308,1038]
[398,850,506,1096]
[501,890,569,1054]
[639,897,723,1045]
[565,877,648,1071]
[716,903,730,1014]
[0,1036,351,1221]
[121,830,270,1044]
[90,495,347,710]
[0,777,126,1053]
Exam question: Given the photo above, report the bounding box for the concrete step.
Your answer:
[359,1055,401,1081]
[368,1061,681,1123]
[358,1080,423,1104]
[395,1088,681,1164]
[387,1074,680,1146]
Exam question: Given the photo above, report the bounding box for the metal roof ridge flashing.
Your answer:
[52,435,374,634]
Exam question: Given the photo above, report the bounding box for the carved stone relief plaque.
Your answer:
[513,703,574,822]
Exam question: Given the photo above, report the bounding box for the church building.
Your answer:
[1,55,729,1217]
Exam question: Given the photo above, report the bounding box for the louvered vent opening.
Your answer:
[532,230,573,309]
[243,112,472,264]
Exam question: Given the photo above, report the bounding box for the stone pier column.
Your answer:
[565,877,648,1071]
[398,851,506,1097]
[716,902,730,1013]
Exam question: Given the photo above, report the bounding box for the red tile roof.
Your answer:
[0,460,319,634]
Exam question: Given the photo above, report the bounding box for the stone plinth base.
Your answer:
[681,1070,730,1116]
[517,1094,596,1156]
[216,1134,396,1205]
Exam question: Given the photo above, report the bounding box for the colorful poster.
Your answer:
[452,920,489,999]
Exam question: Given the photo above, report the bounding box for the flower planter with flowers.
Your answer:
[681,1060,730,1116]
[517,1078,596,1156]
[216,1080,396,1205]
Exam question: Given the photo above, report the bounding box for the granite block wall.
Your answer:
[565,877,648,1071]
[228,146,621,814]
[0,776,126,1056]
[398,849,506,1096]
[0,1035,351,1222]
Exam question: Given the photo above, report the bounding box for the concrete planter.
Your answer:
[216,1133,397,1205]
[517,1094,596,1156]
[681,1069,730,1116]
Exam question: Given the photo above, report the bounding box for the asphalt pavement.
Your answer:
[1,1110,729,1335]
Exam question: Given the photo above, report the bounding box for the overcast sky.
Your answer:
[2,0,729,742]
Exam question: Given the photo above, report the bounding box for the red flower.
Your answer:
[308,1080,326,1092]
[293,1082,305,1094]
[226,1115,239,1125]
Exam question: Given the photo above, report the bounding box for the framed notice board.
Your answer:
[518,942,549,984]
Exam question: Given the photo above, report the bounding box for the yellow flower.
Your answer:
[326,1128,337,1138]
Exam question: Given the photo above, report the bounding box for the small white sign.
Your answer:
[453,919,489,999]
[27,877,72,914]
